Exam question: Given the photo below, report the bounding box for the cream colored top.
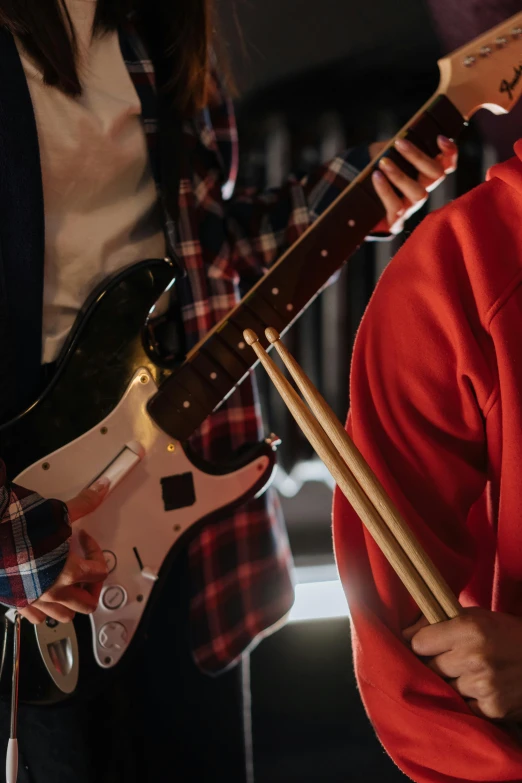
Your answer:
[16,0,167,363]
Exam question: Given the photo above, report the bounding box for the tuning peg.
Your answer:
[463,56,477,67]
[479,46,492,57]
[495,36,508,47]
[512,27,522,39]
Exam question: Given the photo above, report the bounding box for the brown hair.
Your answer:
[0,0,228,115]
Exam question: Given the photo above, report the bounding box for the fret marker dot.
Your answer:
[348,219,356,227]
[286,304,294,312]
[238,341,246,350]
[210,372,217,380]
[272,287,279,295]
[321,249,328,257]
[183,401,190,408]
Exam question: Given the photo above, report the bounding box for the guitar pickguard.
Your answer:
[15,368,276,673]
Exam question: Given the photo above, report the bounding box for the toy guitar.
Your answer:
[2,11,522,705]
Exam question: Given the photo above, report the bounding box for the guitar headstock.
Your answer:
[439,12,522,119]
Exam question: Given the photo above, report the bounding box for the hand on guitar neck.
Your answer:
[18,479,110,626]
[369,134,458,234]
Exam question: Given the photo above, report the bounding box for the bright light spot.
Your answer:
[288,577,350,623]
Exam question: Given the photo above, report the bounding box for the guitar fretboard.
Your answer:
[148,94,465,440]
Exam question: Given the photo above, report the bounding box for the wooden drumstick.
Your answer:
[243,328,448,624]
[264,327,461,621]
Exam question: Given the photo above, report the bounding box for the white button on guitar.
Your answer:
[99,622,128,650]
[101,585,127,610]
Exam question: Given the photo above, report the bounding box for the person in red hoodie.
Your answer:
[333,139,522,781]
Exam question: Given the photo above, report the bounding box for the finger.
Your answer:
[378,158,428,205]
[43,586,99,614]
[57,551,108,587]
[32,601,75,624]
[78,529,106,567]
[371,171,405,228]
[437,135,459,173]
[447,673,492,702]
[369,140,389,159]
[18,606,47,624]
[403,615,429,642]
[83,579,104,605]
[409,619,457,657]
[394,139,445,182]
[427,651,464,680]
[67,478,110,523]
[466,698,488,718]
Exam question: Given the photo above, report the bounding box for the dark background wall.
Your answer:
[220,0,439,95]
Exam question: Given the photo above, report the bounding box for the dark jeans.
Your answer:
[0,552,251,783]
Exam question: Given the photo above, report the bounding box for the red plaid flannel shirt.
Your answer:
[0,21,367,673]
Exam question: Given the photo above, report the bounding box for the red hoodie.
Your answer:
[333,140,522,782]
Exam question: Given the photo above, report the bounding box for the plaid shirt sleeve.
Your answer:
[204,74,372,283]
[0,460,71,607]
[224,148,370,282]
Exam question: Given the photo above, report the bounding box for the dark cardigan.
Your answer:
[0,29,45,422]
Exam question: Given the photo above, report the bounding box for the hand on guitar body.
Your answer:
[19,478,110,626]
[369,134,458,234]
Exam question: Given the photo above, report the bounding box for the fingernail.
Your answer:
[372,170,386,183]
[379,157,392,169]
[394,138,411,151]
[92,477,110,491]
[438,135,454,146]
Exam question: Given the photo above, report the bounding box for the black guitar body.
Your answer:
[0,259,175,479]
[0,259,278,705]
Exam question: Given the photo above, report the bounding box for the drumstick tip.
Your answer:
[265,328,281,344]
[243,329,259,346]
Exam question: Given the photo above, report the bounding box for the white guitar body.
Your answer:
[15,367,276,672]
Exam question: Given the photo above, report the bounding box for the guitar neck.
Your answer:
[148,92,465,440]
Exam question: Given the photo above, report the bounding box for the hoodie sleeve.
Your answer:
[333,210,522,781]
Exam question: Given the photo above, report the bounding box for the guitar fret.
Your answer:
[426,95,466,140]
[204,333,251,382]
[146,379,208,439]
[378,147,418,181]
[177,364,223,411]
[216,321,252,364]
[404,124,441,159]
[167,384,210,427]
[356,175,383,209]
[229,308,270,349]
[244,297,288,331]
[191,350,237,396]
